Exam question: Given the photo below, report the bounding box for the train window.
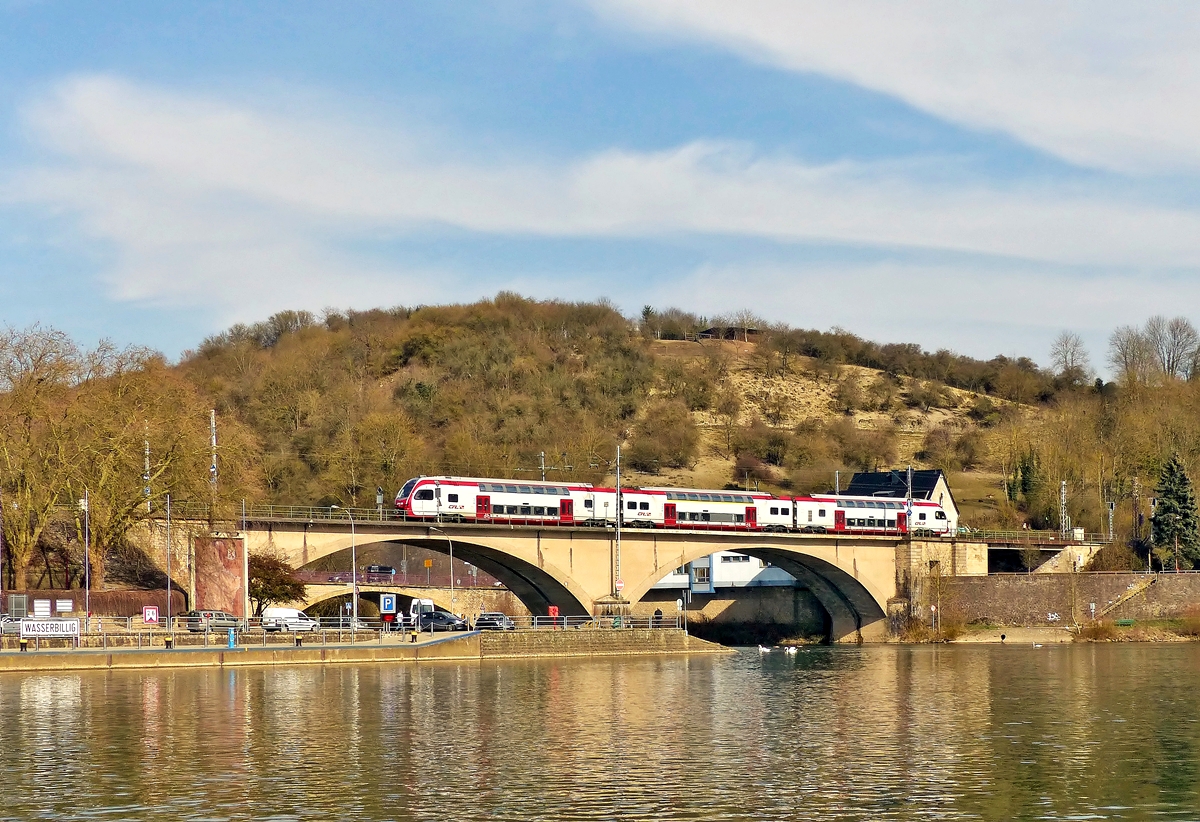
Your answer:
[584,500,593,508]
[518,486,531,494]
[448,494,459,503]
[415,489,434,501]
[548,507,558,516]
[918,512,927,521]
[639,502,649,510]
[818,509,826,517]
[520,506,532,515]
[936,511,947,520]
[734,514,743,523]
[533,507,545,516]
[887,519,895,527]
[627,500,637,510]
[769,507,778,515]
[807,510,813,522]
[688,493,701,501]
[701,512,711,521]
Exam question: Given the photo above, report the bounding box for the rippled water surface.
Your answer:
[2,644,1200,820]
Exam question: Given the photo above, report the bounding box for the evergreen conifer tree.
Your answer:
[1151,453,1200,569]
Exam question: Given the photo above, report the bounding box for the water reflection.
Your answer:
[1,646,1199,820]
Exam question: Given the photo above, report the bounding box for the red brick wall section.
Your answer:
[194,536,246,617]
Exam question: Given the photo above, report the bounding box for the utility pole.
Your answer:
[615,445,622,597]
[144,425,152,513]
[0,486,5,610]
[82,490,90,626]
[1060,480,1068,539]
[166,494,172,627]
[539,451,546,482]
[209,409,218,488]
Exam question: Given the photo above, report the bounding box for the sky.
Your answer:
[2,2,1200,368]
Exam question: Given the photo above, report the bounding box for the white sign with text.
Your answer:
[21,618,81,638]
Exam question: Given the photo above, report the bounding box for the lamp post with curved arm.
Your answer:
[428,525,455,613]
[331,506,357,626]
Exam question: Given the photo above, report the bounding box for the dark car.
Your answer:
[473,612,516,631]
[181,610,241,632]
[364,564,396,575]
[418,611,468,632]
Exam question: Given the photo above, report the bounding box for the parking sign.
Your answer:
[380,594,397,614]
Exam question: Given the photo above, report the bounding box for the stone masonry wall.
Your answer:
[942,573,1200,626]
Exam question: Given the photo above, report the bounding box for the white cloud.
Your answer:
[591,0,1200,175]
[8,74,1200,338]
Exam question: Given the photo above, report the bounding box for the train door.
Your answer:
[559,498,573,525]
[745,506,757,530]
[896,511,907,533]
[664,503,677,527]
[476,495,491,521]
[834,509,846,532]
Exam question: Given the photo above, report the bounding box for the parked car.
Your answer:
[473,612,516,631]
[261,607,320,632]
[418,611,468,632]
[326,616,372,630]
[182,610,241,632]
[0,616,21,635]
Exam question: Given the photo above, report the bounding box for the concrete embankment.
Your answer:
[0,629,727,674]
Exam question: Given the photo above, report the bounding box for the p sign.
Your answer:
[380,594,397,614]
[142,605,160,625]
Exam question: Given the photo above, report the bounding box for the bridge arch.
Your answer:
[247,520,900,641]
[624,542,889,643]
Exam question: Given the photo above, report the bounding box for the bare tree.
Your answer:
[1049,331,1092,387]
[1108,325,1155,386]
[1144,316,1200,379]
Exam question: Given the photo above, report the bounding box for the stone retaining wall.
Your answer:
[942,573,1200,626]
[0,629,725,673]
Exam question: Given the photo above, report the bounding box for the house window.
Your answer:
[693,567,711,584]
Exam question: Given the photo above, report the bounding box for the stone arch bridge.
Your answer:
[241,516,967,642]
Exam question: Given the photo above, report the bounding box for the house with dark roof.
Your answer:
[844,469,959,531]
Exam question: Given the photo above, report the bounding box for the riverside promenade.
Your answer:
[0,628,726,674]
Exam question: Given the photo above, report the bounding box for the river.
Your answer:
[1,644,1198,820]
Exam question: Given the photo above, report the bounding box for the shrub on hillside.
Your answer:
[826,418,897,471]
[626,400,699,472]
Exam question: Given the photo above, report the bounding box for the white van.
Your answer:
[262,607,320,632]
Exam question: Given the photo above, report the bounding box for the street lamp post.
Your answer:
[429,526,455,612]
[331,506,357,626]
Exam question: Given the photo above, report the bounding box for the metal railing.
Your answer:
[152,501,1114,544]
[292,570,502,588]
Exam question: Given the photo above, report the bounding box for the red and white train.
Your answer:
[394,476,952,536]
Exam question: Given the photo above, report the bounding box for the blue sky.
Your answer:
[3,1,1200,369]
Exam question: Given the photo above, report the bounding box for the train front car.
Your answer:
[394,477,420,516]
[910,500,952,535]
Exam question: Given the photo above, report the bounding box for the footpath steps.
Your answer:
[1096,575,1158,619]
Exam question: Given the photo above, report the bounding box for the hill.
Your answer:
[5,294,1200,587]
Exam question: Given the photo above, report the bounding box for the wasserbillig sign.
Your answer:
[20,618,81,638]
